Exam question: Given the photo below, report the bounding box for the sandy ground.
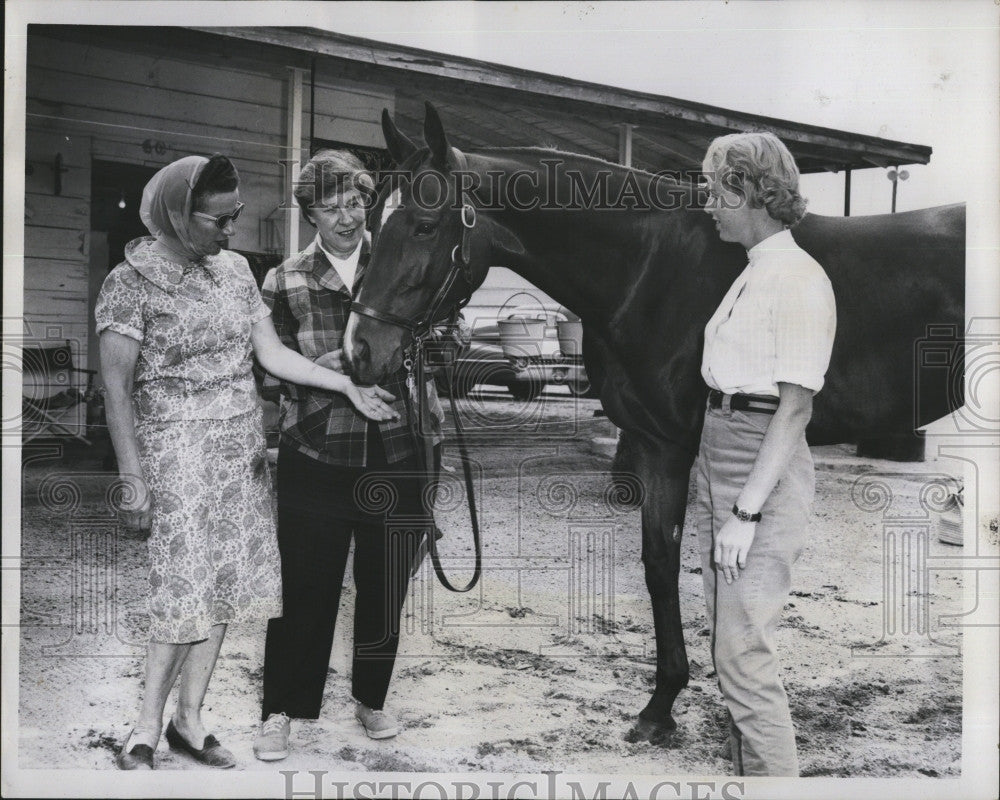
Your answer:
[16,387,966,777]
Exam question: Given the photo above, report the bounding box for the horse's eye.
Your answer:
[414,221,438,237]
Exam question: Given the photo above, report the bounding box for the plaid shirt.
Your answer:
[260,238,434,467]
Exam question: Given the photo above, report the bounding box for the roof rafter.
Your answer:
[188,26,931,173]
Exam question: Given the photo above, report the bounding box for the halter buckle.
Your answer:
[461,203,476,228]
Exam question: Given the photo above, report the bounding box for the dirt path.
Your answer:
[16,389,963,777]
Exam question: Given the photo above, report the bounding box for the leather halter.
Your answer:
[350,151,477,343]
[349,150,483,593]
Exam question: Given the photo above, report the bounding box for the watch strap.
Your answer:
[732,504,762,523]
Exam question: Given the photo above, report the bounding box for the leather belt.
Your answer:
[707,389,779,415]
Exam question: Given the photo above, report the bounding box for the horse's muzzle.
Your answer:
[349,339,406,388]
[348,338,375,384]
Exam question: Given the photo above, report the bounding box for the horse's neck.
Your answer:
[467,150,693,324]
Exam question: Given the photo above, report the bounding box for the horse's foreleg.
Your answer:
[627,472,690,745]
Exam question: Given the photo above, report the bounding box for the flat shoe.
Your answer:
[115,743,154,770]
[165,719,236,768]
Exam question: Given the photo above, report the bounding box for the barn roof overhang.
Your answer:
[186,25,932,176]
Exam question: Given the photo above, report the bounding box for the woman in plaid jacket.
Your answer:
[253,150,442,760]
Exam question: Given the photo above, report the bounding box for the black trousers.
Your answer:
[261,428,437,718]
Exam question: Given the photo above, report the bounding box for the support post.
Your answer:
[284,67,306,258]
[843,167,852,216]
[617,123,634,168]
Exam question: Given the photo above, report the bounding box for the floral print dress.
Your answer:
[96,238,281,643]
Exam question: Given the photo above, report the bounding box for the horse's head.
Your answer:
[346,103,490,385]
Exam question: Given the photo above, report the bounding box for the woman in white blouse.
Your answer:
[697,132,837,776]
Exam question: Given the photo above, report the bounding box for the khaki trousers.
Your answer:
[695,404,814,777]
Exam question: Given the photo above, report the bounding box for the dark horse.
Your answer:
[346,103,965,743]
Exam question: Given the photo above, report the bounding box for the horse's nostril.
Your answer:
[350,339,371,382]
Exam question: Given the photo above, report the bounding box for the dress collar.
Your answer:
[125,237,228,292]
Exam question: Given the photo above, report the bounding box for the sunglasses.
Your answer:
[192,201,245,230]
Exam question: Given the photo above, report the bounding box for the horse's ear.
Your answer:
[381,108,417,164]
[423,101,451,168]
[487,218,526,257]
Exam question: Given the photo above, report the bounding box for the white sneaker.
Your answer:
[937,486,964,546]
[253,713,290,761]
[355,704,399,739]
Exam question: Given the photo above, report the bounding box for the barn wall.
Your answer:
[23,31,395,386]
[23,129,93,434]
[295,64,394,250]
[20,25,559,434]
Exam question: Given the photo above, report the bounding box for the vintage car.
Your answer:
[435,306,592,400]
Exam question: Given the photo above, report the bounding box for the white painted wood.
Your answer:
[28,66,286,138]
[23,293,89,321]
[25,128,91,198]
[618,123,634,168]
[28,35,285,109]
[284,67,306,258]
[23,259,88,294]
[23,194,89,229]
[24,228,89,262]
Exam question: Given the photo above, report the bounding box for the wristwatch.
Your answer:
[732,504,762,523]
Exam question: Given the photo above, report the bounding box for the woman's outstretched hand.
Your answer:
[345,382,399,422]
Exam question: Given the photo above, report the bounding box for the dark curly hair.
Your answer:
[191,154,240,211]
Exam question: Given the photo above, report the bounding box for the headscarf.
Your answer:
[139,155,212,262]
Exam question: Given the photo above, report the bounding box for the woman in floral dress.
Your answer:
[97,154,398,770]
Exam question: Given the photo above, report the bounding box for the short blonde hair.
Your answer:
[702,132,807,225]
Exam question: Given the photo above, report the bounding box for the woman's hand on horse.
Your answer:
[119,474,153,534]
[345,382,399,421]
[713,517,756,585]
[315,349,348,373]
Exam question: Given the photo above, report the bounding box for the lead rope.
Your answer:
[405,334,482,592]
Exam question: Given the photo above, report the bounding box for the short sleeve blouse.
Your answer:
[95,237,269,423]
[701,229,836,396]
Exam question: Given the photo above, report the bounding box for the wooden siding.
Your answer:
[20,26,566,420]
[23,31,395,385]
[23,129,92,367]
[205,27,932,174]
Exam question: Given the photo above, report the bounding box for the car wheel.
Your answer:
[567,379,597,398]
[508,381,543,401]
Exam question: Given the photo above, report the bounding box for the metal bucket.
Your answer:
[557,320,584,358]
[498,318,547,360]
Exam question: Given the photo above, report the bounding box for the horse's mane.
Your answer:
[367,145,705,227]
[377,144,699,190]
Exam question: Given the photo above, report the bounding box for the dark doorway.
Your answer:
[87,160,159,461]
[87,161,158,395]
[90,160,159,271]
